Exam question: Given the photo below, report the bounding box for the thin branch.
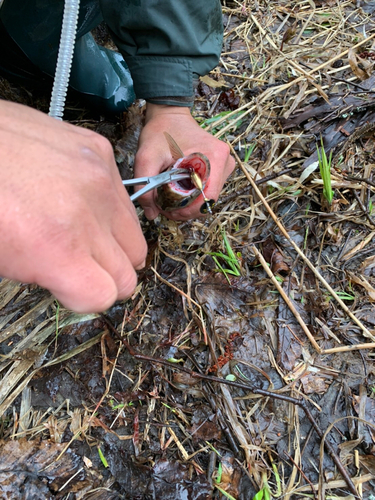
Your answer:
[228,143,375,343]
[101,315,359,498]
[251,245,321,353]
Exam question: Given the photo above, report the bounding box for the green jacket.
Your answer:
[0,0,223,110]
[100,0,224,106]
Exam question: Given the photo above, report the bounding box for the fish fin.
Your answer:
[164,132,184,161]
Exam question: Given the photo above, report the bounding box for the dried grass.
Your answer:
[1,0,375,497]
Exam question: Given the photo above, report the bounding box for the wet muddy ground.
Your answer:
[1,1,375,499]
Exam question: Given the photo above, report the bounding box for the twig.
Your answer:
[322,342,375,354]
[217,167,294,205]
[347,175,375,189]
[352,189,375,228]
[229,143,375,343]
[251,245,321,353]
[284,451,318,500]
[102,321,359,498]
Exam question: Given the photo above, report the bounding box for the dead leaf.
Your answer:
[359,454,375,475]
[348,273,375,302]
[190,419,222,442]
[217,454,241,498]
[200,75,228,88]
[300,372,327,394]
[348,48,374,80]
[326,223,343,244]
[262,238,289,274]
[361,254,375,274]
[341,231,375,261]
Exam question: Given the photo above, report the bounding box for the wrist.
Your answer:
[145,103,192,123]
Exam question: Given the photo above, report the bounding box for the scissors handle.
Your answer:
[123,169,191,201]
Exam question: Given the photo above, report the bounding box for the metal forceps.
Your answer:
[122,169,192,202]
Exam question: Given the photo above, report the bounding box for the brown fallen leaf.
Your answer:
[190,419,222,442]
[341,231,375,261]
[217,454,242,498]
[361,254,375,274]
[300,372,327,395]
[348,48,374,80]
[348,272,375,302]
[326,223,343,244]
[359,454,375,475]
[200,74,229,88]
[262,238,289,274]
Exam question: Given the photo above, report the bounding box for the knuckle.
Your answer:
[91,132,114,156]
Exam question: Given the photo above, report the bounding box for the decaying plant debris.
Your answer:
[1,0,375,498]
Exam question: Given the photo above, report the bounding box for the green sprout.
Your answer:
[167,357,184,363]
[199,110,246,134]
[108,399,134,410]
[244,143,256,163]
[325,290,355,303]
[208,229,241,283]
[316,137,334,205]
[215,462,223,483]
[98,446,108,468]
[253,487,271,500]
[205,441,222,457]
[271,460,282,497]
[253,471,273,500]
[335,291,355,301]
[232,364,250,381]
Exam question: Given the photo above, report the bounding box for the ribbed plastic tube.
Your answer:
[48,0,80,120]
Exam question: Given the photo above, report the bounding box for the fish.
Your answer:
[156,132,213,213]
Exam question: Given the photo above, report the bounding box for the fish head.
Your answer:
[156,153,211,212]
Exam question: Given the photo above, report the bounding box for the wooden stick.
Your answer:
[323,343,375,354]
[229,144,375,343]
[252,245,322,353]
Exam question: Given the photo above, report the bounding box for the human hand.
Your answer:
[0,100,147,313]
[134,104,235,221]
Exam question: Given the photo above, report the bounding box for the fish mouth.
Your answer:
[176,177,195,191]
[156,152,211,211]
[170,153,210,194]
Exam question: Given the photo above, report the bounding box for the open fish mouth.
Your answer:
[156,153,211,211]
[155,132,211,212]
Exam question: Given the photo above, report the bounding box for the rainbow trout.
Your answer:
[156,133,212,213]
